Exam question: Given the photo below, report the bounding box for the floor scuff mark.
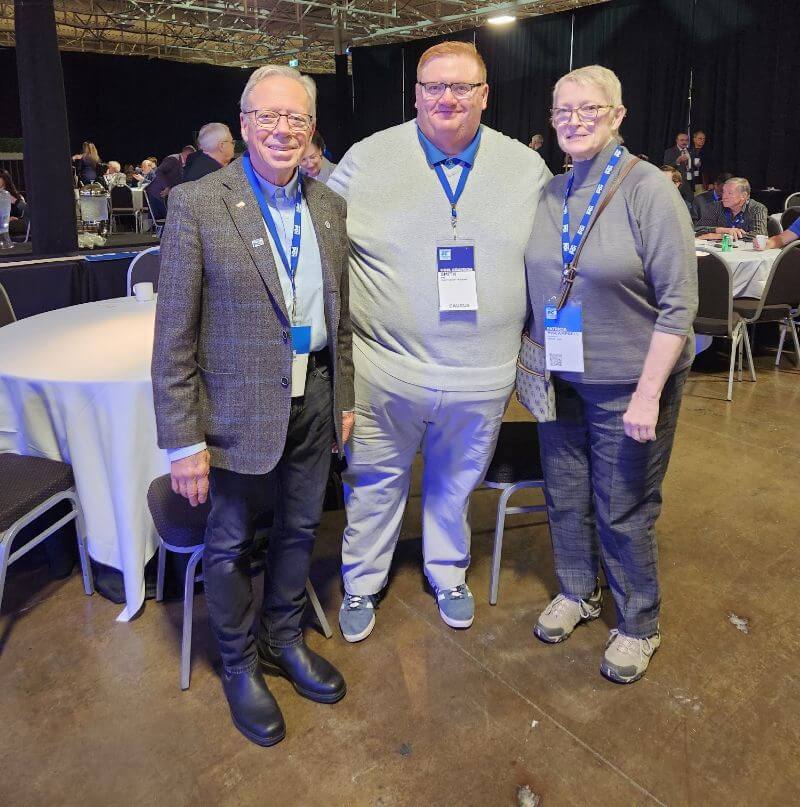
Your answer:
[728,613,749,634]
[517,784,541,806]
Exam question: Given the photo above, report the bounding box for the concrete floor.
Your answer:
[2,343,799,806]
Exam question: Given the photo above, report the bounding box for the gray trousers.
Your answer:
[342,354,512,595]
[537,368,689,638]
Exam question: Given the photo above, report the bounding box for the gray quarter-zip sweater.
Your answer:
[525,140,698,385]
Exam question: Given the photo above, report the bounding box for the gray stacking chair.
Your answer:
[481,421,548,605]
[693,252,755,400]
[126,246,161,296]
[733,240,800,368]
[0,283,15,328]
[783,192,800,211]
[0,454,94,613]
[147,474,332,691]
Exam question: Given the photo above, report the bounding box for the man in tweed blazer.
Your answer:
[152,65,354,747]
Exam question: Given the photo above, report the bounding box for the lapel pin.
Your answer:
[252,238,264,247]
[236,201,246,208]
[324,220,331,229]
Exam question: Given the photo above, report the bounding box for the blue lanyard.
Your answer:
[242,152,303,318]
[434,161,472,231]
[562,146,623,268]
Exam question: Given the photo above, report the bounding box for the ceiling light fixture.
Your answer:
[487,14,516,25]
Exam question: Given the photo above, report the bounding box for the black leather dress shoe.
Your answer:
[259,642,347,704]
[221,666,286,747]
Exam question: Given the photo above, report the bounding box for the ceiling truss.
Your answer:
[0,0,608,73]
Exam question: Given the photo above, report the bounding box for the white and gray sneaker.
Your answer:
[600,629,661,684]
[339,593,378,643]
[533,585,602,643]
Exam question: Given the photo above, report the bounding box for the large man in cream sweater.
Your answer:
[328,41,551,640]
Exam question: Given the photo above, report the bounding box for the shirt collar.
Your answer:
[416,123,482,168]
[252,165,300,203]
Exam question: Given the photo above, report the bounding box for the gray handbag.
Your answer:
[516,156,640,421]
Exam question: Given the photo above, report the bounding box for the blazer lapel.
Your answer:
[221,160,290,324]
[304,178,339,297]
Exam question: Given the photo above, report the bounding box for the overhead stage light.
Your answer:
[487,14,516,25]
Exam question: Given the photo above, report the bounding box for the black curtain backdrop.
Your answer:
[0,47,341,166]
[351,43,404,142]
[571,0,694,164]
[691,0,800,191]
[476,13,573,174]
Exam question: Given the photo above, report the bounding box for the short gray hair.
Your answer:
[240,65,317,118]
[107,160,121,172]
[725,177,751,196]
[553,65,623,108]
[198,122,232,152]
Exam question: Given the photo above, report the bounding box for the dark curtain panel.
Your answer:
[572,0,694,163]
[1,47,340,166]
[476,13,573,174]
[691,0,800,191]
[401,28,476,123]
[351,43,404,142]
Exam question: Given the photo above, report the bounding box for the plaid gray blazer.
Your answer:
[151,157,354,475]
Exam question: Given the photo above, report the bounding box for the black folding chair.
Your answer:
[693,251,755,400]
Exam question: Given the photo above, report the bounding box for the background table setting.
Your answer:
[694,239,781,298]
[0,296,168,620]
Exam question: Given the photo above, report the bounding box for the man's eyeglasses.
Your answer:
[243,109,314,132]
[550,104,616,126]
[417,81,485,99]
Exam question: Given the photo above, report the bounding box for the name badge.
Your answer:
[544,301,584,373]
[290,324,312,397]
[436,239,478,312]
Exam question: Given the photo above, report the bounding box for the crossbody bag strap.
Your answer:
[555,156,641,310]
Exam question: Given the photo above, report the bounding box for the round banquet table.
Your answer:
[0,297,169,621]
[695,240,781,299]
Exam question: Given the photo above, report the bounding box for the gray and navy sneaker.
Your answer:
[339,593,377,643]
[436,583,475,629]
[600,629,661,684]
[533,585,602,643]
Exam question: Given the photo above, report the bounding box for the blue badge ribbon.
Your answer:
[242,152,303,319]
[724,204,746,229]
[562,146,623,270]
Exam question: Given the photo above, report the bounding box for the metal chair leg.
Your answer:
[180,548,202,690]
[306,580,332,639]
[155,540,166,602]
[775,322,787,366]
[742,325,757,382]
[489,486,514,605]
[69,490,94,595]
[789,319,800,367]
[0,534,11,614]
[727,328,740,401]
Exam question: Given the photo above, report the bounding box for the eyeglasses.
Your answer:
[417,81,484,99]
[550,104,616,126]
[243,109,314,132]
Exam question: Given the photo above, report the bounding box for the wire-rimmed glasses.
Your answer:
[243,109,314,132]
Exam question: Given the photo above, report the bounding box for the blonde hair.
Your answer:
[240,65,317,118]
[553,65,623,108]
[417,41,487,82]
[82,141,100,164]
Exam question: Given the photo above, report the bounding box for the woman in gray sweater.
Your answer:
[524,65,698,684]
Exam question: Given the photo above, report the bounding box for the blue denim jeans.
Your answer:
[537,368,688,638]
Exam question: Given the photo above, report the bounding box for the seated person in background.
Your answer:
[660,164,693,214]
[181,123,235,183]
[0,169,28,237]
[102,160,128,189]
[299,131,336,184]
[528,133,544,151]
[692,172,732,223]
[694,177,768,240]
[123,164,137,186]
[133,157,158,187]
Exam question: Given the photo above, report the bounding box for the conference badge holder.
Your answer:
[436,239,478,312]
[544,300,585,373]
[290,324,312,397]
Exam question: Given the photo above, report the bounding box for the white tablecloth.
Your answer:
[696,241,781,298]
[130,187,145,212]
[0,298,169,621]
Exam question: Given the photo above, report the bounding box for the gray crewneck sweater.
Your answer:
[328,120,552,391]
[525,140,698,384]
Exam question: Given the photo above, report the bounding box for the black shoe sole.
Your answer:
[259,658,347,704]
[230,714,286,747]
